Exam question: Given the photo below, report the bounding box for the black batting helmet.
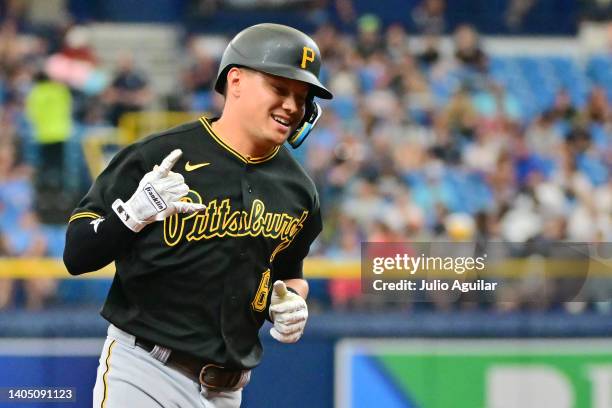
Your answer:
[214,23,333,100]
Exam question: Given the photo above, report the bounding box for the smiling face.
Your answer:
[227,67,310,150]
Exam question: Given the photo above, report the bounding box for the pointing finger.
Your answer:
[173,202,206,214]
[156,149,183,177]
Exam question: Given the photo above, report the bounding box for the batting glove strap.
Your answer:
[112,198,147,233]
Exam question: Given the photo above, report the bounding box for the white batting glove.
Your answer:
[112,149,205,232]
[269,280,308,343]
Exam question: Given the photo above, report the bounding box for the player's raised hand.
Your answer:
[153,148,182,177]
[269,280,308,343]
[112,149,206,232]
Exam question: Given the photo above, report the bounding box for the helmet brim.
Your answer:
[215,63,333,100]
[249,63,333,100]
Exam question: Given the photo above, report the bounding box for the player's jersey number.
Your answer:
[251,269,271,312]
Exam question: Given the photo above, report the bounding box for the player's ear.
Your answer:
[225,67,244,98]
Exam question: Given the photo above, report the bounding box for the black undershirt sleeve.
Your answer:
[63,213,136,275]
[63,142,147,276]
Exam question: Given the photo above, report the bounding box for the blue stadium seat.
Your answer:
[587,55,612,97]
[41,225,67,258]
[329,96,358,121]
[57,279,112,305]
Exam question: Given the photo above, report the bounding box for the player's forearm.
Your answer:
[63,213,136,275]
[283,278,309,299]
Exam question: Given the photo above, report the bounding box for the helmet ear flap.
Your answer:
[288,100,322,149]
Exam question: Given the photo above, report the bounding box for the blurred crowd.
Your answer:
[299,18,611,312]
[0,3,610,312]
[0,3,154,309]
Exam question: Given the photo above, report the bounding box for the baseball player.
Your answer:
[63,23,333,407]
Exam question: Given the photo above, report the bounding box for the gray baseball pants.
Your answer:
[92,324,242,408]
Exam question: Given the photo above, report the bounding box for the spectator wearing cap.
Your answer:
[355,14,385,59]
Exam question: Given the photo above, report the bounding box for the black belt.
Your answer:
[136,338,247,391]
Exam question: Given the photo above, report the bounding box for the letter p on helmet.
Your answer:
[301,47,315,69]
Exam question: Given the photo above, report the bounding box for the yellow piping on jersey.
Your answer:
[199,117,280,164]
[101,340,116,408]
[69,212,101,223]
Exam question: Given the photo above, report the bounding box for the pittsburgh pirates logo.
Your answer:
[301,46,315,69]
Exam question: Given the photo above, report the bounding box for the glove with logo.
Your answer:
[269,280,308,343]
[112,149,205,233]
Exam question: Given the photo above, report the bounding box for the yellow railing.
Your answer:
[0,258,609,279]
[82,111,206,179]
[0,258,359,279]
[118,111,204,144]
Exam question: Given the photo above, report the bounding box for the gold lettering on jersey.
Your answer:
[163,195,309,260]
[163,191,202,247]
[301,47,315,69]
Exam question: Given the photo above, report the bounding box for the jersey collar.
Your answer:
[199,117,280,164]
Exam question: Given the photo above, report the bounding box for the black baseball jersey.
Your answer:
[65,117,322,369]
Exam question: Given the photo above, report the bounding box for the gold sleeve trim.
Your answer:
[69,212,101,223]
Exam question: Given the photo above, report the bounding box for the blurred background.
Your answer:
[0,0,611,407]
